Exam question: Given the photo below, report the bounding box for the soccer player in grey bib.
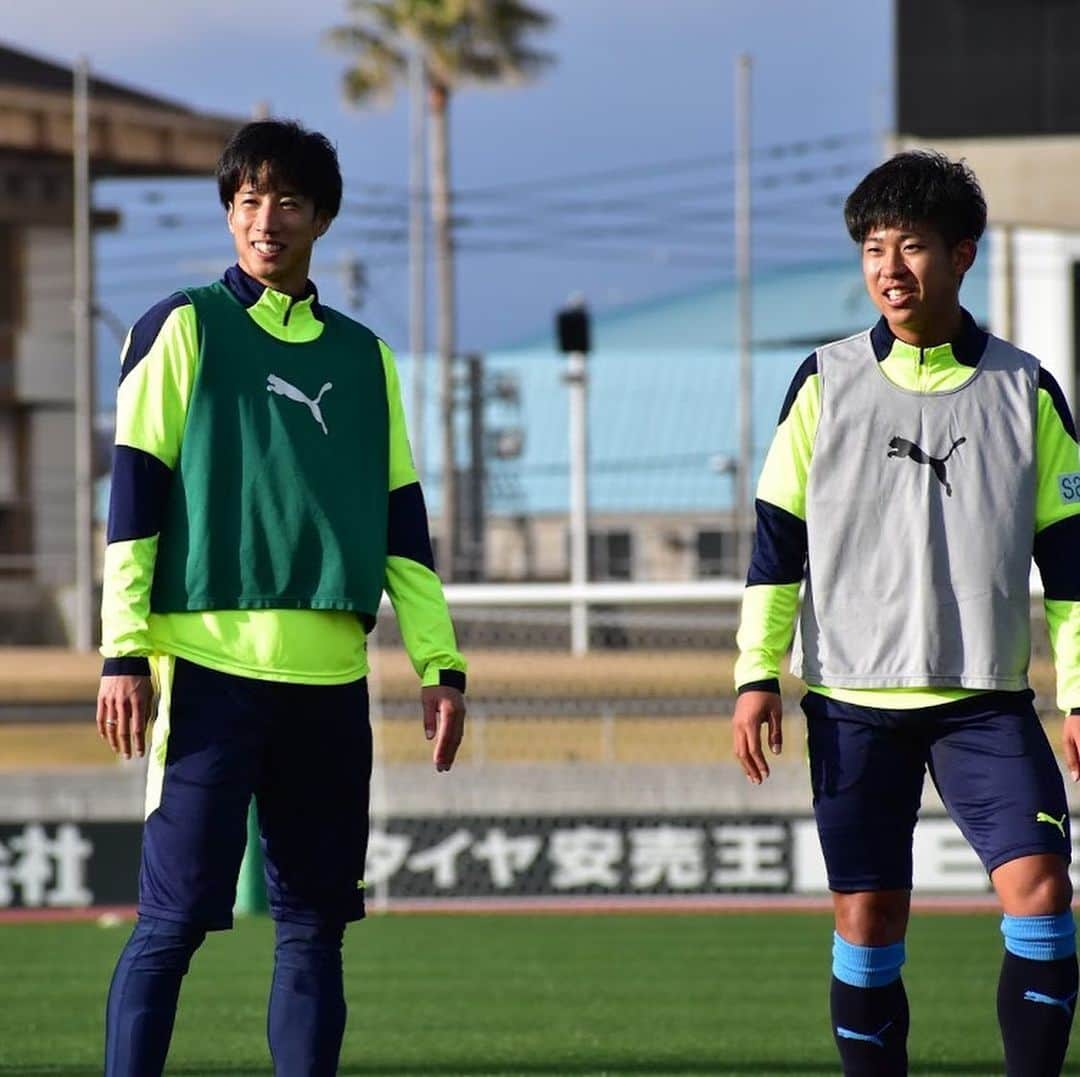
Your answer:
[733,152,1080,1076]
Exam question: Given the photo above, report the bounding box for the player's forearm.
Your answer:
[735,582,800,691]
[384,555,467,689]
[100,537,158,675]
[100,445,174,673]
[383,474,466,687]
[1044,598,1080,712]
[734,491,808,692]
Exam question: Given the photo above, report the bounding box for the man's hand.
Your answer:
[731,690,783,785]
[421,685,466,773]
[97,675,153,761]
[1063,714,1080,782]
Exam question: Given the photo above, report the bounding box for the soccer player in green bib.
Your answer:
[734,152,1080,1076]
[96,120,467,1076]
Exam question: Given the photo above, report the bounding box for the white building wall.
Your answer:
[992,226,1080,413]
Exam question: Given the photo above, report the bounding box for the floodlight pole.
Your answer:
[567,351,588,655]
[73,56,95,652]
[557,299,591,656]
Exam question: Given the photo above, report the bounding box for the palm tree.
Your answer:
[326,0,554,580]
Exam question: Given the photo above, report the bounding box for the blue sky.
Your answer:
[4,0,893,364]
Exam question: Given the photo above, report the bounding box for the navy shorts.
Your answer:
[804,691,1071,892]
[139,657,372,931]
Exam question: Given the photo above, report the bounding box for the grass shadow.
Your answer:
[166,1058,1005,1077]
[0,1061,1006,1077]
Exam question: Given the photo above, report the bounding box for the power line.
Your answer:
[442,130,874,202]
[109,160,862,238]
[116,129,872,209]
[335,158,867,223]
[87,194,849,274]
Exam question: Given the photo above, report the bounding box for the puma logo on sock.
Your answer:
[1024,989,1077,1015]
[887,435,966,496]
[836,1021,893,1048]
[267,374,333,435]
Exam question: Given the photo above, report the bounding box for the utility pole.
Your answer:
[429,83,457,581]
[557,298,591,656]
[734,53,754,576]
[465,354,485,581]
[408,46,427,482]
[73,56,95,652]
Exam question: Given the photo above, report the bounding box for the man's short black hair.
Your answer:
[217,120,343,220]
[844,151,987,248]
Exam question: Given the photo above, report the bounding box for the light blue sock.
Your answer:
[831,933,909,1075]
[1001,912,1076,962]
[998,912,1078,1076]
[832,931,905,988]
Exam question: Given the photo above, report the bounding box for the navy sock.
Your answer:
[998,913,1078,1077]
[831,933,909,1076]
[104,915,206,1077]
[267,919,347,1077]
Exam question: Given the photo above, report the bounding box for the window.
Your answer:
[588,530,633,581]
[696,529,737,578]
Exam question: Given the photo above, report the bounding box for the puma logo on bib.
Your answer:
[267,374,333,435]
[887,435,966,496]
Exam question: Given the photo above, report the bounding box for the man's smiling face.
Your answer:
[861,222,975,346]
[226,169,329,297]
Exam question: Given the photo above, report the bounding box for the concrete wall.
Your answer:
[17,225,75,586]
[0,411,16,503]
[11,757,1080,824]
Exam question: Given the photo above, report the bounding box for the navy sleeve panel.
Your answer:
[387,481,436,570]
[106,445,174,542]
[1039,367,1078,443]
[776,352,819,426]
[119,293,191,385]
[102,657,151,677]
[440,669,467,692]
[746,498,808,586]
[1034,515,1080,600]
[738,678,781,696]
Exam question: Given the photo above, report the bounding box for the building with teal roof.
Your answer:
[395,254,989,581]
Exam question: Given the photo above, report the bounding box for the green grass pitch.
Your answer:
[0,910,1073,1076]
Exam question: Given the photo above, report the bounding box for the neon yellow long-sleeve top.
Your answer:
[100,264,466,690]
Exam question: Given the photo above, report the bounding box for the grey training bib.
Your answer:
[792,330,1039,690]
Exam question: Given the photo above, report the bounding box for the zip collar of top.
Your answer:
[869,308,987,365]
[221,264,325,344]
[869,308,989,394]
